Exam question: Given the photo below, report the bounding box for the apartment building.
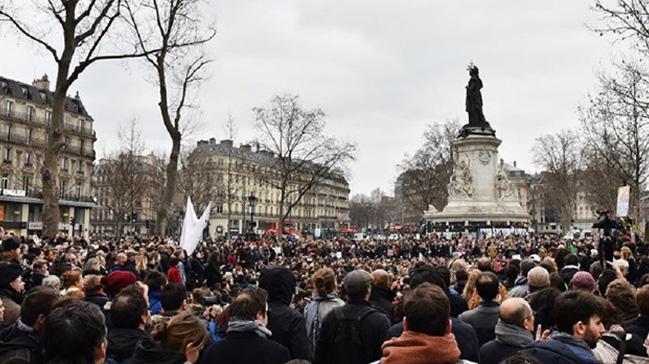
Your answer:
[0,74,96,236]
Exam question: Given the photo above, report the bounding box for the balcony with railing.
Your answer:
[0,130,46,148]
[0,104,96,139]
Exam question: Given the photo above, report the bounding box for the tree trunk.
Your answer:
[156,135,180,237]
[42,57,73,238]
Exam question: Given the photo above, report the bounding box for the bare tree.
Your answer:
[532,129,583,232]
[580,60,649,219]
[253,94,356,235]
[0,0,160,237]
[398,120,460,215]
[592,0,649,54]
[123,0,215,236]
[100,119,151,235]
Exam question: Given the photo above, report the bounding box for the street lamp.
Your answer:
[247,194,257,235]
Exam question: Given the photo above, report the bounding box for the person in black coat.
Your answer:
[626,284,649,340]
[258,265,311,361]
[199,288,290,364]
[369,269,396,321]
[480,298,536,364]
[106,286,152,364]
[0,287,58,364]
[315,270,391,364]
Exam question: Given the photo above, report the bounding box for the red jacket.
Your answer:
[167,265,182,284]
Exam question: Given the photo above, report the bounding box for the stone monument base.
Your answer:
[423,132,529,230]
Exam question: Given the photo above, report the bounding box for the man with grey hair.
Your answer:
[524,266,550,302]
[369,269,395,320]
[41,275,61,292]
[479,298,536,364]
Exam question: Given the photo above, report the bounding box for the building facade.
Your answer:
[191,138,351,237]
[0,74,96,236]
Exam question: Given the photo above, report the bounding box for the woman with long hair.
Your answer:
[132,313,210,364]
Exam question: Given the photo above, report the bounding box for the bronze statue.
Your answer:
[458,64,494,138]
[466,65,488,127]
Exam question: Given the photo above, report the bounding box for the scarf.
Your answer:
[494,319,534,347]
[380,331,461,364]
[227,320,272,339]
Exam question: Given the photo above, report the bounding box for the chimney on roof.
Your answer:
[197,140,208,146]
[240,144,251,152]
[513,161,517,168]
[208,137,216,145]
[220,139,233,147]
[32,74,50,92]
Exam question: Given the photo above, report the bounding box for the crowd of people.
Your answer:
[0,229,648,364]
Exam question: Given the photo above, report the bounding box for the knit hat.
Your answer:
[1,237,20,252]
[570,271,596,292]
[343,269,373,297]
[527,266,550,289]
[0,262,23,287]
[101,271,137,296]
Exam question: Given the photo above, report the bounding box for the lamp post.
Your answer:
[247,194,257,236]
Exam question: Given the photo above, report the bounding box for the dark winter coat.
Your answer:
[199,331,290,364]
[369,286,395,320]
[106,328,150,364]
[315,299,391,364]
[386,317,480,363]
[259,266,311,361]
[523,334,601,364]
[131,338,186,364]
[0,321,43,364]
[626,316,649,343]
[457,301,499,346]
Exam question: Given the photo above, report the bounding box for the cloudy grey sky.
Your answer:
[1,0,620,196]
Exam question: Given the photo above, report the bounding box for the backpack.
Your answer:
[330,305,377,364]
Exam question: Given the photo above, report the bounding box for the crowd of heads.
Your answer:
[0,230,646,363]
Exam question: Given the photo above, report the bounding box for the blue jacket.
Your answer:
[148,291,161,315]
[523,334,601,364]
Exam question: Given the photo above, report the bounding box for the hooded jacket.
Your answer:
[374,331,469,364]
[259,266,311,361]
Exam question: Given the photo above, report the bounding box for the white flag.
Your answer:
[180,196,211,255]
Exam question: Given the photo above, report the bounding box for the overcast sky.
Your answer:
[0,0,622,196]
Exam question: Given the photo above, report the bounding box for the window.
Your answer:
[45,111,52,125]
[5,101,14,117]
[3,147,11,162]
[216,204,223,213]
[60,180,67,196]
[6,124,12,141]
[77,160,83,173]
[24,152,31,166]
[27,107,35,122]
[61,158,68,170]
[20,87,27,97]
[75,183,81,198]
[22,175,30,193]
[1,173,9,189]
[27,129,33,144]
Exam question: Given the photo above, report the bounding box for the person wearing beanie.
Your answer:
[0,262,25,327]
[570,272,597,293]
[0,238,21,264]
[102,270,137,297]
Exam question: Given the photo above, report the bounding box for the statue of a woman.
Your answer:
[466,65,487,127]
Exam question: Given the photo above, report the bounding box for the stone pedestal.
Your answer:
[424,133,529,226]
